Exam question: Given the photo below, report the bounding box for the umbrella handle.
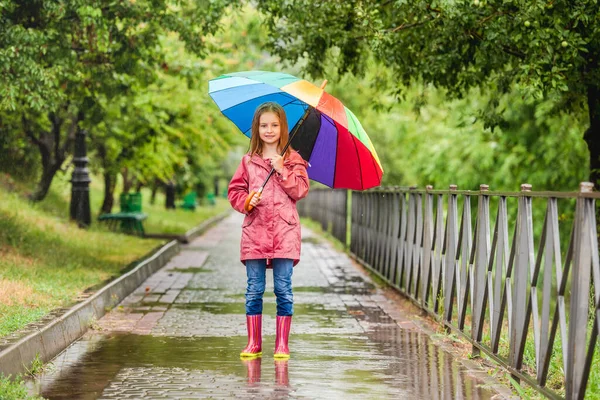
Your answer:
[244,189,262,212]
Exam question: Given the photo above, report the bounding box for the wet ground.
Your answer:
[27,213,502,399]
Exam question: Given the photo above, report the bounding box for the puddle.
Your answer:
[125,301,348,318]
[29,331,494,400]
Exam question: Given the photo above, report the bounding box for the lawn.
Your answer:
[0,172,230,339]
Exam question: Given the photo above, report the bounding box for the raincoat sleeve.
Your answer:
[276,155,309,201]
[228,158,252,214]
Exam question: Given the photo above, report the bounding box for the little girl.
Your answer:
[228,102,309,359]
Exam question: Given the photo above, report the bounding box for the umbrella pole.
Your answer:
[244,107,312,212]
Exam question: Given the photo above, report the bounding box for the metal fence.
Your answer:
[297,188,347,244]
[299,184,600,400]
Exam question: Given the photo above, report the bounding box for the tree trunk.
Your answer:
[122,168,133,194]
[165,181,176,209]
[31,160,61,201]
[25,110,79,202]
[585,84,600,187]
[214,176,219,197]
[30,129,65,202]
[150,180,160,205]
[97,144,116,214]
[100,172,116,214]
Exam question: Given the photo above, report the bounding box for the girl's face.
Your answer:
[258,111,281,146]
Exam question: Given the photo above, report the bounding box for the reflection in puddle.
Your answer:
[30,331,494,400]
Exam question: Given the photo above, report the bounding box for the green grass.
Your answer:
[0,375,43,400]
[0,187,161,338]
[141,193,230,235]
[0,172,229,339]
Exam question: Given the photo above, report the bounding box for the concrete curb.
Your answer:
[0,240,180,378]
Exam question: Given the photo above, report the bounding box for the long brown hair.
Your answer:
[248,102,291,159]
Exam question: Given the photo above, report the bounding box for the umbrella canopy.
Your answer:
[209,71,383,190]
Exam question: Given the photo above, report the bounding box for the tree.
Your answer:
[256,0,600,186]
[89,6,274,213]
[0,0,234,201]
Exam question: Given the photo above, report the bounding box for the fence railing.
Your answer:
[298,184,600,400]
[297,188,347,244]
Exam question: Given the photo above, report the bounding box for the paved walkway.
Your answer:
[29,213,509,399]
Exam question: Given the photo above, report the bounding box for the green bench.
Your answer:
[98,192,147,236]
[180,192,197,211]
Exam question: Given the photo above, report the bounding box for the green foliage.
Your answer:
[0,0,236,112]
[90,6,277,202]
[0,374,43,400]
[257,0,598,102]
[0,0,238,202]
[24,354,47,377]
[380,84,589,190]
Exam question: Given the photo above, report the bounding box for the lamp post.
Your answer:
[70,129,91,227]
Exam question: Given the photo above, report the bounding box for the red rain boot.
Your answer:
[274,315,291,359]
[240,314,262,358]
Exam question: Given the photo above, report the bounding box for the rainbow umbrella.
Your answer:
[208,70,383,190]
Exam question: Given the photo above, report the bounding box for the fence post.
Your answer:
[471,184,490,357]
[509,183,534,381]
[566,182,596,399]
[407,186,418,296]
[443,185,459,328]
[346,189,351,249]
[422,185,434,308]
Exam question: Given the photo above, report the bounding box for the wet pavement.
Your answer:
[27,213,505,399]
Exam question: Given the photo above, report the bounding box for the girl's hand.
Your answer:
[271,154,284,173]
[249,190,261,207]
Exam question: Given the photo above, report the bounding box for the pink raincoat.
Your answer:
[228,150,309,266]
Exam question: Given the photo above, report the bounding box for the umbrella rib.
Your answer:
[372,153,382,183]
[219,91,298,113]
[321,115,337,187]
[332,123,340,188]
[208,78,264,95]
[352,135,364,190]
[209,74,303,95]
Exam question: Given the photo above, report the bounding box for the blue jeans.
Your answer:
[245,258,294,316]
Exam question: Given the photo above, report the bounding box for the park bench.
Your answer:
[180,192,197,211]
[98,192,147,236]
